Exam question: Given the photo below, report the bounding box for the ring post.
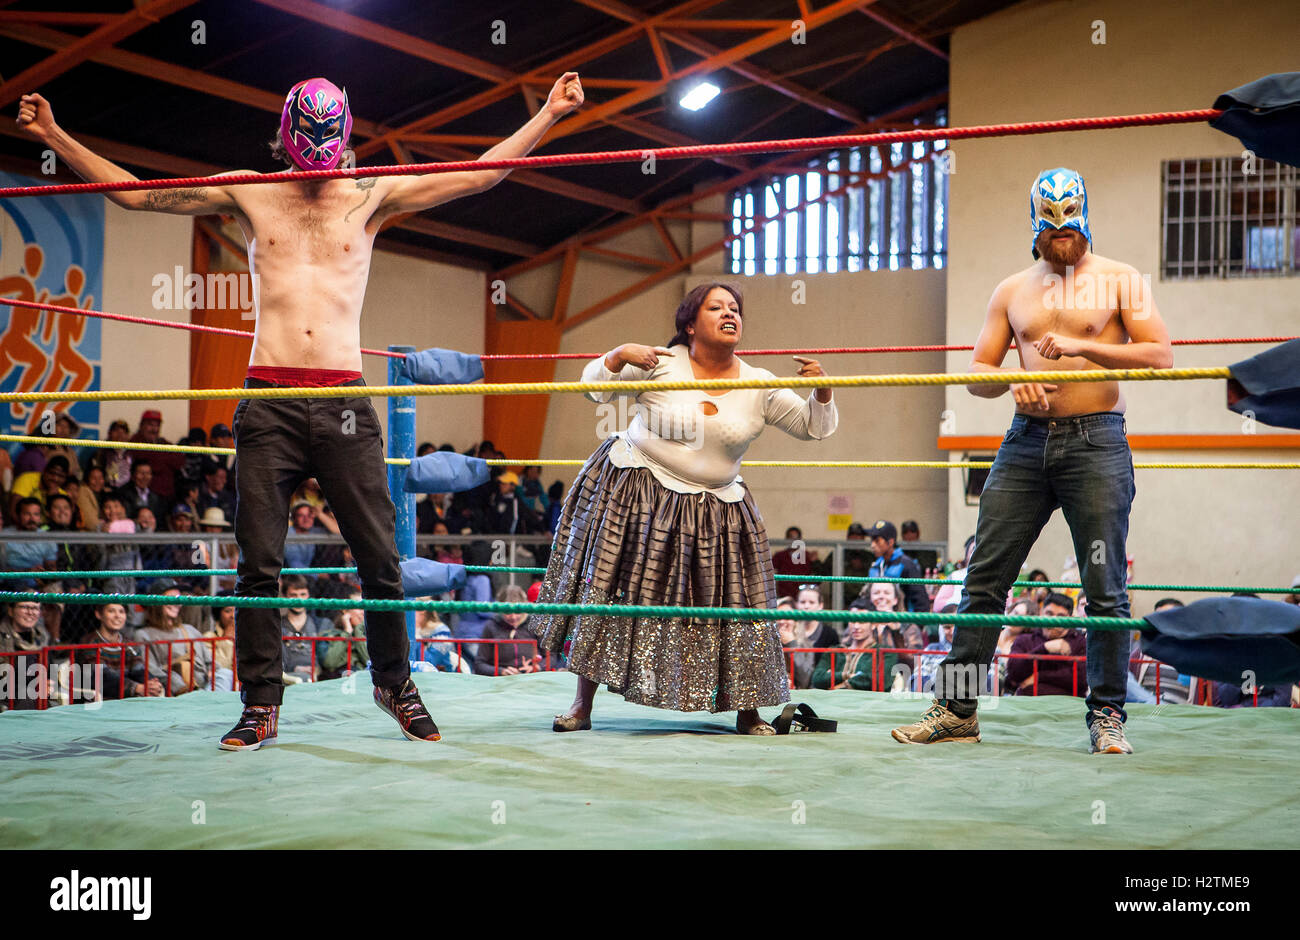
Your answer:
[387,345,417,646]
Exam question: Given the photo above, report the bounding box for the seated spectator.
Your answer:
[317,590,369,680]
[774,596,815,690]
[1212,680,1294,708]
[1004,593,1087,696]
[129,409,183,501]
[1131,597,1191,703]
[794,585,841,649]
[546,481,564,533]
[2,498,57,571]
[996,597,1039,693]
[97,497,141,596]
[773,526,819,579]
[278,574,330,682]
[45,493,95,572]
[900,519,920,542]
[417,608,470,673]
[483,471,535,535]
[1024,569,1052,606]
[115,458,166,521]
[203,594,236,692]
[0,591,50,654]
[197,460,236,521]
[865,520,929,612]
[172,481,200,519]
[132,581,212,695]
[839,522,874,594]
[83,602,162,700]
[198,508,237,590]
[48,413,84,479]
[416,491,449,534]
[860,581,927,650]
[91,419,134,490]
[207,423,235,487]
[474,584,541,676]
[810,596,900,691]
[12,436,49,477]
[518,466,550,523]
[917,607,958,693]
[8,454,70,520]
[76,465,106,531]
[284,501,321,570]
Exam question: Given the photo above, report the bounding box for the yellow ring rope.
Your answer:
[0,367,1233,404]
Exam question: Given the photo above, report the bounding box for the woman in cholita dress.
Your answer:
[532,282,838,734]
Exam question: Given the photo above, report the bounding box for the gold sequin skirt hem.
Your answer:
[532,439,789,713]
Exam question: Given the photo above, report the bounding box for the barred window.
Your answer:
[1162,156,1299,278]
[728,114,949,276]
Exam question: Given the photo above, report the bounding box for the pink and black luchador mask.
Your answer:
[279,78,352,171]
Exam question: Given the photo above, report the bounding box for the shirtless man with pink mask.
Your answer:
[18,73,584,749]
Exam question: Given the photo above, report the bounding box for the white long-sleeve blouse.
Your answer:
[582,345,838,502]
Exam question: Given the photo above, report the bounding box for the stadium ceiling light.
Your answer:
[679,82,721,112]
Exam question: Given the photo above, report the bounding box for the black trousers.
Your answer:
[232,378,409,705]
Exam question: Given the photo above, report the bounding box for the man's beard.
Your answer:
[1037,230,1087,266]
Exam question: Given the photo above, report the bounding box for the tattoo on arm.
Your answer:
[345,177,378,222]
[143,187,210,210]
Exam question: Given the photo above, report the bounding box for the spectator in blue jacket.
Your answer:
[866,520,929,612]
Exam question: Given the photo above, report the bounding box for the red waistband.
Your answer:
[246,366,363,387]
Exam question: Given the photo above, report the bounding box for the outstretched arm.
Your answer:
[17,94,243,215]
[373,73,584,220]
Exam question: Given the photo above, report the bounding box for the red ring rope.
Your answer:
[0,109,1223,200]
[4,296,1288,362]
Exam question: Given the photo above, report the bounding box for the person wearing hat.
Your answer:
[865,520,930,613]
[129,408,183,501]
[483,470,532,535]
[199,507,238,590]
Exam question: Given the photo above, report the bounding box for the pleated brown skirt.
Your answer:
[533,438,789,713]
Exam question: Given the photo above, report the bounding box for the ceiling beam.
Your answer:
[854,2,949,61]
[0,21,645,215]
[545,0,874,143]
[576,0,869,125]
[0,0,198,109]
[352,0,724,160]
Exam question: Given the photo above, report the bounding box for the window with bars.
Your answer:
[727,117,949,276]
[1162,156,1299,278]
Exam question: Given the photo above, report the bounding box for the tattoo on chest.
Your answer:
[344,177,377,223]
[144,187,208,209]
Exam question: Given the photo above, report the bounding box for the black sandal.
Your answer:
[771,703,838,734]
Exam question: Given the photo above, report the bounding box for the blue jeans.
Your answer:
[935,412,1135,724]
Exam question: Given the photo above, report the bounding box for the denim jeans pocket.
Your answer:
[1082,423,1127,449]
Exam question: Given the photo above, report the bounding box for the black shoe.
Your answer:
[218,705,279,751]
[374,679,441,741]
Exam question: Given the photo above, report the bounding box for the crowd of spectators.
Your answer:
[4,428,1298,714]
[771,519,1300,710]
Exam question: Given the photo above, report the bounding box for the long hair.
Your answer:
[666,282,743,347]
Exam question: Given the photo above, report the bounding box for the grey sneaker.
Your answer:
[1089,707,1132,754]
[891,699,981,744]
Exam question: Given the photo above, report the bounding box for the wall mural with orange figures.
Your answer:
[0,171,104,447]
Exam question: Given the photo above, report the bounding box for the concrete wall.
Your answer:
[532,188,949,545]
[945,0,1300,609]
